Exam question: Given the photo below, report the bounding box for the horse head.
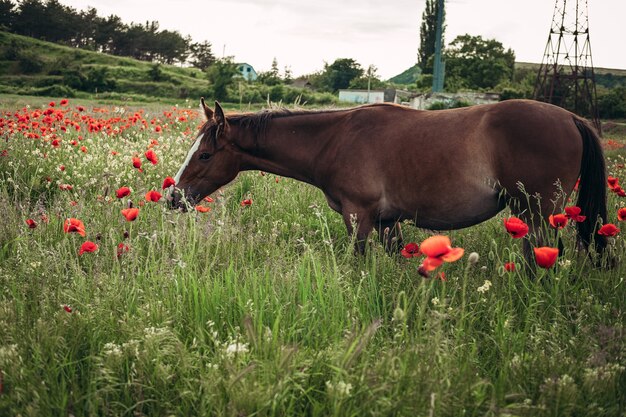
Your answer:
[168,99,242,210]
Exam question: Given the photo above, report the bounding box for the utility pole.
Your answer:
[431,0,445,92]
[534,0,601,133]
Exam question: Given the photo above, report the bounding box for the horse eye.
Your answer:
[199,152,211,160]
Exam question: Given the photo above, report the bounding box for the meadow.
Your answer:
[0,96,624,416]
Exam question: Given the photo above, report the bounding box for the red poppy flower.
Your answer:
[241,199,253,207]
[549,213,568,229]
[25,218,37,229]
[618,207,626,221]
[145,149,158,165]
[60,99,69,106]
[51,138,60,147]
[116,242,130,258]
[504,262,516,272]
[195,205,211,213]
[204,196,214,203]
[80,146,87,153]
[121,208,139,222]
[59,165,65,171]
[145,190,162,202]
[63,218,86,236]
[418,235,464,272]
[614,186,626,197]
[598,223,620,237]
[63,305,72,313]
[49,101,55,107]
[400,242,420,258]
[564,206,586,222]
[132,157,142,170]
[162,176,176,189]
[116,186,131,198]
[76,105,84,112]
[79,240,98,255]
[503,217,529,238]
[534,247,559,269]
[59,184,73,191]
[608,176,619,190]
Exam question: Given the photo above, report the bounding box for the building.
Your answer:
[338,88,412,105]
[237,63,258,81]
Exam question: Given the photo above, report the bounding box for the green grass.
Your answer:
[0,98,624,416]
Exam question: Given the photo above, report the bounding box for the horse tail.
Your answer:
[573,117,607,255]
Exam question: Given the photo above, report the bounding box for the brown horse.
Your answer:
[169,99,607,262]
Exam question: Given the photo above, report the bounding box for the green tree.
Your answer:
[315,58,364,92]
[418,0,444,74]
[348,65,386,90]
[207,57,238,101]
[0,0,16,30]
[598,86,626,119]
[189,40,216,70]
[152,29,188,64]
[444,34,515,91]
[257,57,281,86]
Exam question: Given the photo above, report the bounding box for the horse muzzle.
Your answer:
[166,186,196,211]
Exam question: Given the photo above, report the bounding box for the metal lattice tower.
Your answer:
[534,0,601,133]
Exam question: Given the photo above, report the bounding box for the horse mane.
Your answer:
[225,103,393,137]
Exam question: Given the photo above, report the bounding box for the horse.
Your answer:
[168,98,607,264]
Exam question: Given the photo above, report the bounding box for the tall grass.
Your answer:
[0,99,624,416]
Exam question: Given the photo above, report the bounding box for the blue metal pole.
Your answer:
[432,0,445,92]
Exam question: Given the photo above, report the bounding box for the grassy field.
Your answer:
[0,97,624,416]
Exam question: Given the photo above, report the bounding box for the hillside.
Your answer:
[387,63,422,84]
[0,31,210,102]
[389,60,626,88]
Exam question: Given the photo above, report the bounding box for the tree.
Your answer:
[598,86,626,119]
[189,40,216,70]
[0,0,16,30]
[153,29,189,64]
[444,34,515,90]
[348,65,386,90]
[315,58,364,92]
[207,57,238,101]
[417,0,444,74]
[257,57,281,86]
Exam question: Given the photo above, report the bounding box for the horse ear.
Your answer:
[200,97,213,121]
[214,101,226,126]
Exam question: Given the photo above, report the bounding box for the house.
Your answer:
[338,88,412,105]
[338,89,385,104]
[237,63,258,81]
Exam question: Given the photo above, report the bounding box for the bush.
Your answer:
[31,84,76,97]
[598,87,626,119]
[17,50,44,74]
[499,87,527,101]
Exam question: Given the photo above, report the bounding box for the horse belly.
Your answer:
[384,180,506,231]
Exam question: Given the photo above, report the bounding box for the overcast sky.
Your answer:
[60,0,626,80]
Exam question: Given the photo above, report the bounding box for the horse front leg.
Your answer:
[341,208,375,255]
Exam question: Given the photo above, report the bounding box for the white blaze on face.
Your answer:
[174,133,203,185]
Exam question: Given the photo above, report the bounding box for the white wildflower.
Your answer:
[477,280,492,294]
[326,380,353,398]
[225,342,249,357]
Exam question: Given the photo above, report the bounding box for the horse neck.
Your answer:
[237,113,337,185]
